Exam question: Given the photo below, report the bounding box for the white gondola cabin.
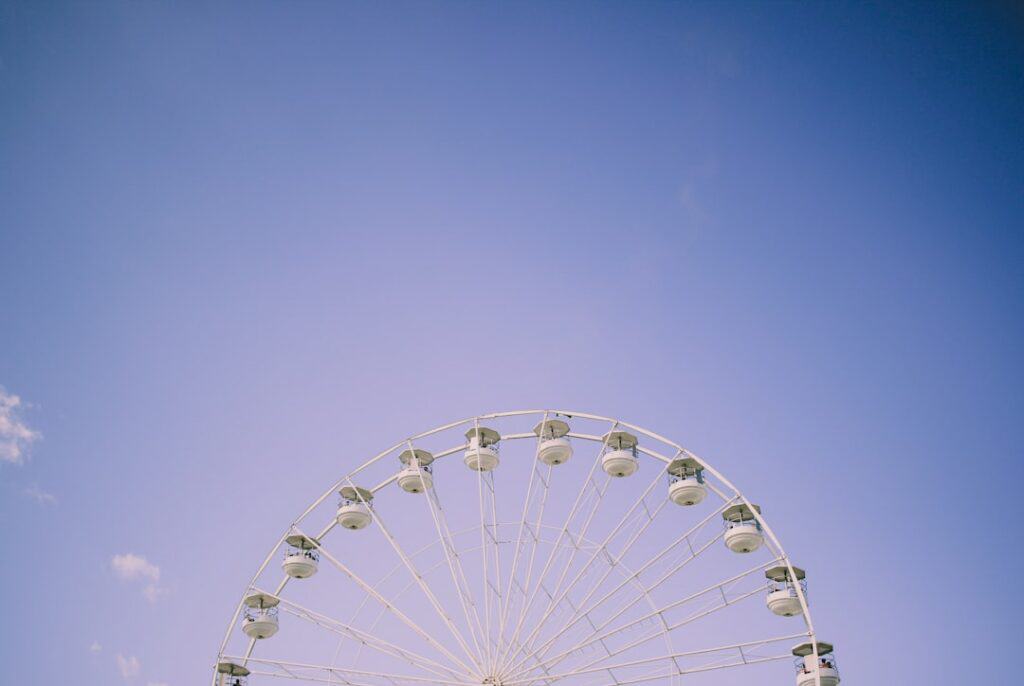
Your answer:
[722,503,764,553]
[337,485,374,530]
[464,427,501,471]
[281,534,319,579]
[397,448,434,493]
[793,641,840,686]
[765,565,807,617]
[534,418,572,465]
[666,457,707,506]
[217,662,250,686]
[601,430,639,477]
[241,591,279,639]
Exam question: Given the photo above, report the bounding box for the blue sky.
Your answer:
[1,2,1022,685]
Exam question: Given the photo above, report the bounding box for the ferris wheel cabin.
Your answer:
[534,418,572,465]
[216,662,250,686]
[241,591,279,639]
[281,533,319,579]
[793,641,840,686]
[722,503,764,553]
[765,565,807,617]
[666,456,707,506]
[397,448,434,493]
[464,426,501,471]
[337,485,374,530]
[601,430,639,477]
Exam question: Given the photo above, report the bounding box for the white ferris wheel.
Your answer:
[213,410,840,686]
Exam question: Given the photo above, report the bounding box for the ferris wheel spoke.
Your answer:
[471,420,501,674]
[344,481,485,675]
[268,595,471,682]
[510,474,612,667]
[496,469,551,666]
[242,669,457,686]
[346,533,478,675]
[295,527,481,678]
[496,413,548,649]
[500,424,616,670]
[502,632,808,686]
[506,468,668,674]
[505,498,735,679]
[506,575,614,684]
[225,656,475,686]
[413,457,489,672]
[485,471,503,666]
[522,581,769,681]
[504,631,560,686]
[525,650,792,686]
[523,497,671,675]
[497,457,552,666]
[241,666,380,686]
[507,556,782,681]
[570,498,733,622]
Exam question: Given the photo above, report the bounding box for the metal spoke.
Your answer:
[502,632,809,685]
[507,556,781,681]
[505,467,667,674]
[495,411,548,651]
[345,480,483,673]
[608,583,768,664]
[499,423,616,670]
[496,453,554,667]
[508,474,611,669]
[226,656,475,686]
[411,452,489,671]
[295,527,480,678]
[485,470,503,667]
[518,579,768,681]
[471,418,501,674]
[515,652,792,686]
[507,497,735,678]
[267,594,470,682]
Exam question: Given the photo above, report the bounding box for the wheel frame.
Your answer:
[212,409,824,686]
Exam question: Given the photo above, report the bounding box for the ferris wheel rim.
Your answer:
[213,409,823,686]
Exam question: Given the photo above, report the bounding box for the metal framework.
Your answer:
[213,410,826,686]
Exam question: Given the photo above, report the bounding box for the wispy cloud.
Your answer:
[116,654,141,680]
[24,484,57,506]
[0,386,40,465]
[142,584,168,603]
[90,640,103,653]
[111,553,160,582]
[111,553,167,602]
[147,682,169,686]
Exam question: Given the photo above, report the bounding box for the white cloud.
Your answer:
[142,584,168,603]
[111,553,167,602]
[111,553,160,583]
[0,386,40,465]
[90,640,102,653]
[147,682,169,686]
[24,484,57,506]
[116,654,141,679]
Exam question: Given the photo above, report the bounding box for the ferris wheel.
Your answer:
[213,410,840,686]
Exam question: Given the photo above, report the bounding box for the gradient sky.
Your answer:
[1,1,1023,685]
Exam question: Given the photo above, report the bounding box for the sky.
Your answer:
[1,1,1023,684]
